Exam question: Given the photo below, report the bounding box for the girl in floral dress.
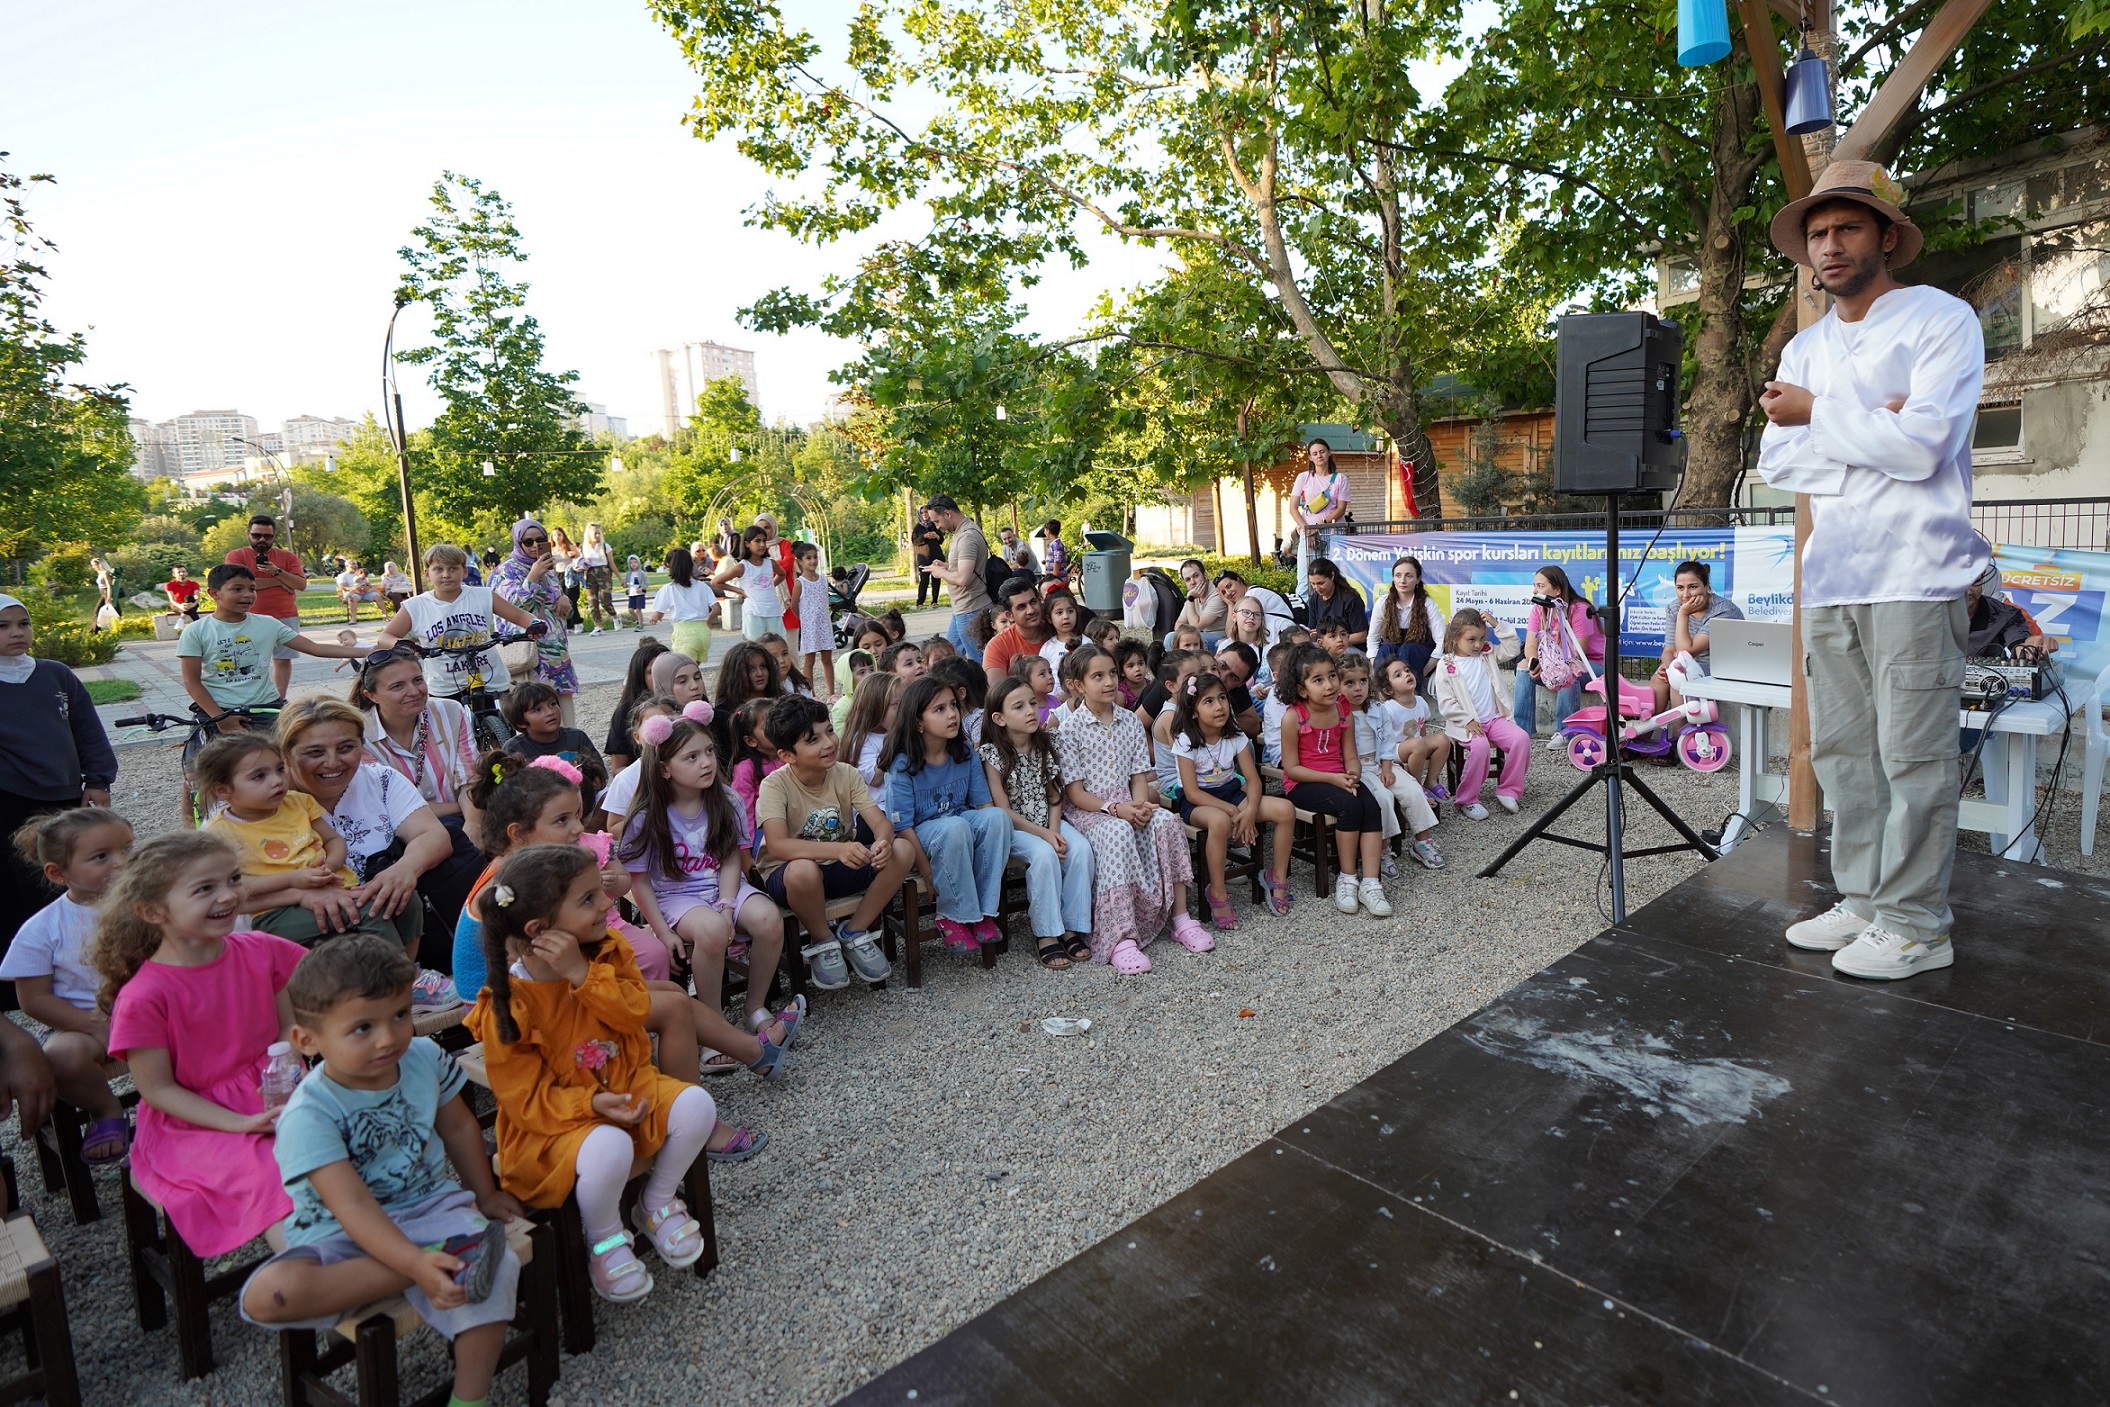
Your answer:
[1054,644,1209,975]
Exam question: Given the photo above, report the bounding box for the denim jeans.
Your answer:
[946,611,978,659]
[1513,670,1583,736]
[1010,821,1095,937]
[917,808,1013,923]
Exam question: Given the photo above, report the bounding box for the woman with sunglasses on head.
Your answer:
[353,646,488,932]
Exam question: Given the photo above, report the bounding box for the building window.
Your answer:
[1972,404,2022,452]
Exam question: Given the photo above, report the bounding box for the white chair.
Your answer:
[2080,660,2108,857]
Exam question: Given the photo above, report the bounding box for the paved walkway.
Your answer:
[80,600,964,747]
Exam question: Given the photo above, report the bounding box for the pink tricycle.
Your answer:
[1554,652,1731,773]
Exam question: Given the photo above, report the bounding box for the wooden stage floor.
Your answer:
[839,827,2110,1406]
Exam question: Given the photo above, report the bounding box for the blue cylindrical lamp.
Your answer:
[1677,0,1732,65]
[1782,41,1835,133]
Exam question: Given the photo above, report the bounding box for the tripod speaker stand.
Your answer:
[1475,311,1716,920]
[1474,493,1717,920]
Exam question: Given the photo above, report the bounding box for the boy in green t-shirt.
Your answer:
[178,564,367,727]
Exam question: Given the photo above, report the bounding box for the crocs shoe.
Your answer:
[631,1196,706,1269]
[801,939,851,990]
[1109,939,1152,975]
[972,916,1004,947]
[1460,803,1490,821]
[1169,913,1216,953]
[936,917,980,952]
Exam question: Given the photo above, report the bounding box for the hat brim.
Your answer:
[1769,189,1923,269]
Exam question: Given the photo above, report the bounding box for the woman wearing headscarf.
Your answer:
[0,595,117,1003]
[491,516,581,724]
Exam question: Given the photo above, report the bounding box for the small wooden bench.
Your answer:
[454,1044,719,1356]
[1259,765,1337,897]
[121,1172,272,1380]
[277,1216,558,1407]
[0,1157,80,1407]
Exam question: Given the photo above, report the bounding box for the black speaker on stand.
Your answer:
[1477,312,1717,919]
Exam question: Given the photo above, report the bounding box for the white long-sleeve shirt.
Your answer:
[1756,284,1986,607]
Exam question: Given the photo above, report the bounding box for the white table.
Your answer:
[1682,672,2096,864]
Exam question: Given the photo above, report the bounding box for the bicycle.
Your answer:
[114,705,279,826]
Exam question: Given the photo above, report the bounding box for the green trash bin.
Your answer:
[1081,530,1133,613]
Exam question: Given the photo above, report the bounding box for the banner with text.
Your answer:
[1328,530,2110,686]
[1326,528,1796,658]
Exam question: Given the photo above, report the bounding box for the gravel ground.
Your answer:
[12,682,2105,1406]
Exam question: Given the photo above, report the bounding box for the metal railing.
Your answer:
[1335,497,2110,553]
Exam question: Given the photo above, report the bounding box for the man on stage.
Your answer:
[1757,161,1986,981]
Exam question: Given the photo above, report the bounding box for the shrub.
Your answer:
[107,543,197,597]
[1194,553,1297,598]
[28,615,122,669]
[27,543,98,597]
[607,517,673,568]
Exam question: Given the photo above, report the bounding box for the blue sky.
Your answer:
[7,1,1470,437]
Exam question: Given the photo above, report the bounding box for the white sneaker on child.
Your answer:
[1496,794,1519,814]
[1332,874,1359,914]
[1461,803,1490,821]
[1358,879,1393,918]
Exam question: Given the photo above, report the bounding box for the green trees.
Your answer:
[0,158,146,572]
[395,173,602,540]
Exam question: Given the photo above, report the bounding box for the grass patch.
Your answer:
[86,679,142,705]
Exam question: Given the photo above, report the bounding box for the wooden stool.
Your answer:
[31,1079,135,1227]
[1181,822,1266,913]
[1261,765,1335,897]
[883,865,1017,989]
[276,1217,559,1407]
[0,1157,79,1407]
[1443,737,1507,810]
[121,1171,270,1379]
[454,1046,720,1356]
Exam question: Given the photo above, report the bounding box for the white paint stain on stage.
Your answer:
[1463,1009,1792,1127]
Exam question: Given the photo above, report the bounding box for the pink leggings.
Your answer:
[1457,719,1531,801]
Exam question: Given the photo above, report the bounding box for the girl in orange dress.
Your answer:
[466,844,714,1304]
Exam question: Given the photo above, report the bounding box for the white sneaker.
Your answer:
[1358,878,1392,917]
[1460,803,1490,821]
[1332,874,1359,914]
[1831,925,1954,981]
[1784,901,1869,952]
[1495,794,1519,814]
[1545,735,1564,752]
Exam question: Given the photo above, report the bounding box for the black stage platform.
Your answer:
[841,829,2110,1406]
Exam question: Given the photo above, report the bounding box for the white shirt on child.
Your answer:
[1261,692,1289,765]
[1457,657,1498,722]
[601,760,642,824]
[1375,697,1426,762]
[1172,731,1245,791]
[0,894,99,1010]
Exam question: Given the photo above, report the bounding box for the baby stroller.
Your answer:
[830,564,872,649]
[1554,644,1731,773]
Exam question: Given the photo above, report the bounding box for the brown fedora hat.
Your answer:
[1769,160,1924,269]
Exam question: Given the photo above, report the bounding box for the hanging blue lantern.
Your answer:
[1677,0,1732,65]
[1782,35,1835,133]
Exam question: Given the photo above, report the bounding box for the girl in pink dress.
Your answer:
[100,831,306,1257]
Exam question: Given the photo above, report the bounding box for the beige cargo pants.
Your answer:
[1803,598,1967,942]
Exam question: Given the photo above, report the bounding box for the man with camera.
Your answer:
[1756,162,1985,982]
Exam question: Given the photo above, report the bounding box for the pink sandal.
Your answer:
[1204,887,1238,931]
[631,1195,706,1268]
[587,1231,654,1303]
[1109,939,1152,975]
[1169,914,1216,953]
[1263,874,1294,917]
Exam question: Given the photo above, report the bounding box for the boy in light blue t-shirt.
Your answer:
[240,937,527,1407]
[177,564,365,720]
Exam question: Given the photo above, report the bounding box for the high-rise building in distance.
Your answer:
[172,409,261,476]
[653,342,759,437]
[282,415,359,463]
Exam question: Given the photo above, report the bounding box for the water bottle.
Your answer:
[259,1042,304,1111]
